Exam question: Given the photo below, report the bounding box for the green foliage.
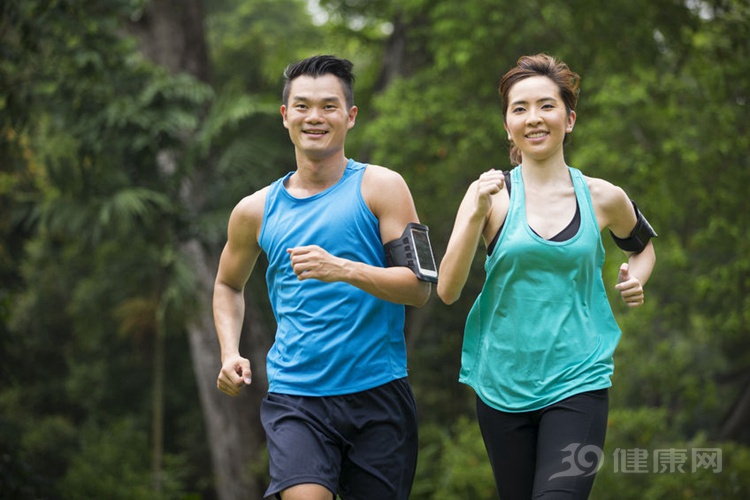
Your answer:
[1,0,214,496]
[412,417,495,499]
[3,0,750,497]
[593,412,750,499]
[434,417,496,499]
[60,418,189,500]
[206,0,321,91]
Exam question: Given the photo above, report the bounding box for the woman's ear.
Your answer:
[566,110,576,133]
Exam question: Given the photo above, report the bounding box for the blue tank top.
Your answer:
[459,166,622,412]
[258,159,407,396]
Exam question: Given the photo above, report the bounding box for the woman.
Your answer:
[437,54,656,498]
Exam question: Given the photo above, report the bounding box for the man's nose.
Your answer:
[306,107,323,122]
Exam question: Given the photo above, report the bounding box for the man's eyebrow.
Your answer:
[291,95,342,103]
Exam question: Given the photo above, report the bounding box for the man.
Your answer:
[213,55,432,500]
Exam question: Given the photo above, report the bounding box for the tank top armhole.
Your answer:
[354,161,379,225]
[258,179,284,251]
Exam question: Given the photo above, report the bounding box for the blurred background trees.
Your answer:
[1,0,748,498]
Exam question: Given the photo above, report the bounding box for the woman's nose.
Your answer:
[526,110,541,125]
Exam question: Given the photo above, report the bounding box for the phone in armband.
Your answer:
[384,222,438,283]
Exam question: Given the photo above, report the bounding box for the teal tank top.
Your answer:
[259,159,407,396]
[459,166,622,412]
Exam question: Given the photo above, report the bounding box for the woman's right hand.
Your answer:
[474,169,505,218]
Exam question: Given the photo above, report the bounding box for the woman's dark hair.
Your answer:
[498,54,580,166]
[282,55,355,109]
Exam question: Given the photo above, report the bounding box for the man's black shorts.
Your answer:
[260,377,418,499]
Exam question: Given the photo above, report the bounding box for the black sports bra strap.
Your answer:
[487,170,511,255]
[487,169,580,255]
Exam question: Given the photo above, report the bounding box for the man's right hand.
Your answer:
[217,355,252,396]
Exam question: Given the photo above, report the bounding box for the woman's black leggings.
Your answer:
[476,389,609,500]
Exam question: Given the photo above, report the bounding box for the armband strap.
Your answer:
[610,201,657,253]
[384,222,438,283]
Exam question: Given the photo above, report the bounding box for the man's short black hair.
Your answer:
[282,55,355,109]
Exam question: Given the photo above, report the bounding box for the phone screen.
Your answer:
[411,227,437,275]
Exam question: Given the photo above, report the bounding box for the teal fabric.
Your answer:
[460,166,621,412]
[259,159,407,396]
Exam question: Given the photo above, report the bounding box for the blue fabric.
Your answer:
[259,159,407,396]
[460,166,622,412]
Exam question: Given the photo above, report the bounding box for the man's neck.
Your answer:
[286,154,349,197]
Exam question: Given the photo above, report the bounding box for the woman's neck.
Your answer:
[520,156,570,188]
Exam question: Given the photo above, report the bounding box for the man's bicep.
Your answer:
[375,174,421,244]
[216,196,264,290]
[216,238,261,292]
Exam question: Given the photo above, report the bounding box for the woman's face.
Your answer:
[503,75,576,164]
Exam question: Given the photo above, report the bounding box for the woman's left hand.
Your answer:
[615,263,644,307]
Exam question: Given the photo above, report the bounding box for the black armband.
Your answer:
[384,223,438,283]
[610,201,657,253]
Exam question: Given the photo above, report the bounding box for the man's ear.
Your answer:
[347,105,358,129]
[280,104,289,129]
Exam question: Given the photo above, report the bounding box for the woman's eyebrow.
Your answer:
[510,96,557,106]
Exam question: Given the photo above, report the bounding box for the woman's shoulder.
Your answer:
[582,174,635,232]
[583,175,628,208]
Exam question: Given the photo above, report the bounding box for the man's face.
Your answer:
[280,74,357,161]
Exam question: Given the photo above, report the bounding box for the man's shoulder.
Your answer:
[233,185,271,220]
[361,163,405,185]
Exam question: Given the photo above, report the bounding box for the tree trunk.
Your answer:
[184,241,270,499]
[129,1,270,498]
[372,8,432,93]
[719,372,750,443]
[151,311,165,493]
